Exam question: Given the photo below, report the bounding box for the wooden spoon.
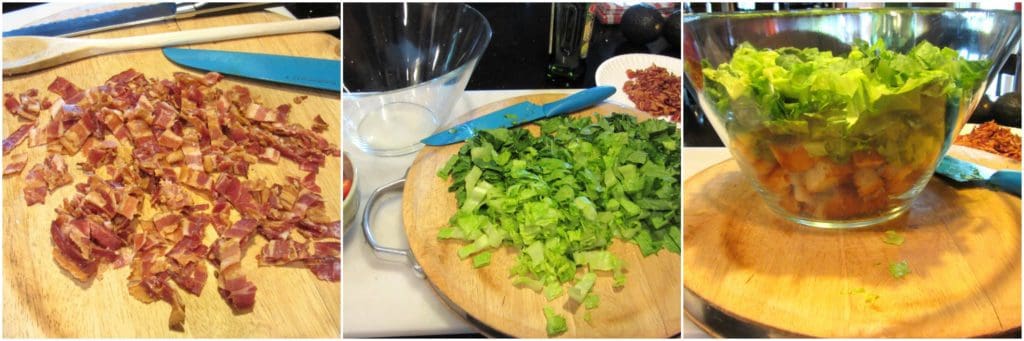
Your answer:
[2,16,340,75]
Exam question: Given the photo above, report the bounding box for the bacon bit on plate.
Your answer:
[2,69,340,331]
[954,120,1022,161]
[293,95,308,104]
[623,64,682,122]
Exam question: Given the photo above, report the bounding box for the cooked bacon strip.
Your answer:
[4,152,28,175]
[258,147,280,164]
[212,238,256,310]
[4,123,33,153]
[213,174,261,217]
[47,76,85,104]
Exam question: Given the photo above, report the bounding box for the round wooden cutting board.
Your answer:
[402,94,681,338]
[2,12,340,338]
[683,146,1021,337]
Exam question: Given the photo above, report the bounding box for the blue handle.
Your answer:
[989,170,1021,196]
[540,86,616,118]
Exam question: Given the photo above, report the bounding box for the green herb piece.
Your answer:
[882,230,905,246]
[472,251,492,268]
[544,307,568,336]
[889,260,911,278]
[583,311,593,324]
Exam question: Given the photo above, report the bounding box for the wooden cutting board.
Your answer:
[683,146,1021,337]
[402,94,681,338]
[2,10,341,338]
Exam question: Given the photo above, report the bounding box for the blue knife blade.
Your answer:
[935,155,1021,195]
[4,3,177,37]
[421,86,616,146]
[163,48,340,92]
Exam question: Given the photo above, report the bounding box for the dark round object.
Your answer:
[621,5,664,45]
[664,11,681,48]
[970,94,994,123]
[992,92,1022,127]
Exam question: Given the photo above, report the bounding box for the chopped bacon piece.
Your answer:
[41,155,72,190]
[23,164,48,205]
[47,76,85,104]
[4,152,28,175]
[156,180,192,211]
[293,95,308,104]
[7,69,341,331]
[311,114,328,133]
[4,123,33,153]
[157,129,184,149]
[244,103,276,122]
[258,147,280,164]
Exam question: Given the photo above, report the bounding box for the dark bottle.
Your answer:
[546,3,594,86]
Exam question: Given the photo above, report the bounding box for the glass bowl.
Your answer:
[342,3,492,156]
[684,8,1021,228]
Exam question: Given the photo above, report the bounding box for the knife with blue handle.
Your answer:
[163,48,340,92]
[421,86,616,146]
[935,155,1021,195]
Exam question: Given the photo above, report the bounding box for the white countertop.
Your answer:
[681,147,733,339]
[342,89,577,337]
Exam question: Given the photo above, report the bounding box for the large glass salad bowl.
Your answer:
[685,9,1020,228]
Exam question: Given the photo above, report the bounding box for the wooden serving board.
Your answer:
[683,146,1021,337]
[403,94,681,338]
[2,11,340,338]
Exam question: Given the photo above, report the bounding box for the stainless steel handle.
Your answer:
[361,177,424,276]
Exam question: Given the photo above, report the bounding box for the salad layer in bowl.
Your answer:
[685,9,1021,228]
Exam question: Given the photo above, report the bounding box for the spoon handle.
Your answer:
[97,17,339,52]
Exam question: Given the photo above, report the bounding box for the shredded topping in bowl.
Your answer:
[955,120,1022,161]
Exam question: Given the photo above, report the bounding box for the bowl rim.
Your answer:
[684,7,1020,22]
[341,3,493,96]
[342,151,357,206]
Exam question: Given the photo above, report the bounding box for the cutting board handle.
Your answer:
[98,17,340,52]
[362,177,425,277]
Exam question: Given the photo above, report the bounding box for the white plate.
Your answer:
[595,53,682,109]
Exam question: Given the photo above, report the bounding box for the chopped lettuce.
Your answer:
[544,307,568,336]
[882,230,905,246]
[889,260,911,278]
[702,40,990,165]
[438,114,681,334]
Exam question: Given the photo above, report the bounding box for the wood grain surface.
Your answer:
[683,145,1021,337]
[402,94,681,338]
[2,10,341,338]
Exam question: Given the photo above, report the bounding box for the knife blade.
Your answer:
[163,48,340,92]
[935,155,1021,195]
[421,86,616,146]
[4,3,277,37]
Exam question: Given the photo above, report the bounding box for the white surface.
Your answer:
[342,89,576,337]
[682,147,733,339]
[594,53,683,108]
